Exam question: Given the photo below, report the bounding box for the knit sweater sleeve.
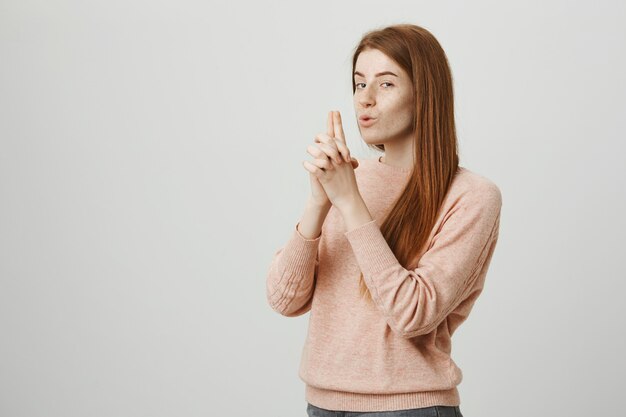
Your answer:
[266,222,321,317]
[344,182,502,338]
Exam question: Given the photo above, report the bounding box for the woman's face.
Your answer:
[353,48,414,146]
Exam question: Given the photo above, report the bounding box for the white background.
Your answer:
[1,1,625,416]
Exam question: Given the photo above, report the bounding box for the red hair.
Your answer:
[351,24,460,303]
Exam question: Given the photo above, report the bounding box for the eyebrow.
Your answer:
[353,71,398,78]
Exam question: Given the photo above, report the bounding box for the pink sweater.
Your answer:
[266,156,502,412]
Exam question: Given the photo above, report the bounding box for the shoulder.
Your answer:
[451,166,502,211]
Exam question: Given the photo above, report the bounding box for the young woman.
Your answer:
[266,24,502,417]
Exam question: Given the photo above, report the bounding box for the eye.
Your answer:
[355,82,393,89]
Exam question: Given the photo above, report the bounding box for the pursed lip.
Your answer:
[359,115,376,121]
[358,117,377,127]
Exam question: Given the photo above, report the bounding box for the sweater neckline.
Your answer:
[376,155,413,173]
[373,156,468,177]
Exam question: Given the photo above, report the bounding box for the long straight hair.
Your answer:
[351,24,460,303]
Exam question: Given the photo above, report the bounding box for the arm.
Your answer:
[266,199,330,317]
[342,183,503,337]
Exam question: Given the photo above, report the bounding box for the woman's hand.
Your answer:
[304,111,358,207]
[303,111,360,211]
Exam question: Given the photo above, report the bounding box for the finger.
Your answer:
[333,111,349,162]
[306,143,335,168]
[333,111,346,145]
[303,160,324,176]
[333,139,351,163]
[319,144,342,165]
[327,111,334,138]
[314,133,342,163]
[323,113,342,161]
[305,158,333,173]
[320,130,349,164]
[315,142,343,165]
[302,160,315,174]
[306,144,336,165]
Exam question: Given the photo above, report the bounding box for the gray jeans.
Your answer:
[306,403,464,417]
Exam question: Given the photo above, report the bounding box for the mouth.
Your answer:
[358,117,377,127]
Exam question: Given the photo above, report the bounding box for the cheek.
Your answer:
[385,98,413,125]
[396,96,413,123]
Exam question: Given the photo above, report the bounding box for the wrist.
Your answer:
[337,193,373,232]
[336,192,363,215]
[307,197,332,212]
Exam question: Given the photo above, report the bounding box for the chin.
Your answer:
[360,132,379,144]
[362,135,387,147]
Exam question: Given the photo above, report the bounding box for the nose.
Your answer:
[357,85,375,108]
